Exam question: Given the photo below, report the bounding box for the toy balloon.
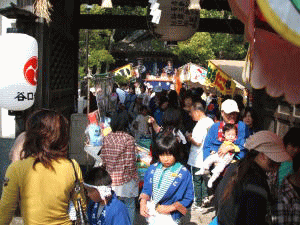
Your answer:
[0,33,38,111]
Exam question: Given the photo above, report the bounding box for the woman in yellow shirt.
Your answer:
[0,109,85,225]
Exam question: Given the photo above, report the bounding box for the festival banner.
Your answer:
[178,64,189,82]
[189,63,208,85]
[112,64,133,77]
[207,61,236,95]
[178,62,208,85]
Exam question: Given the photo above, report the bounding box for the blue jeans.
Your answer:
[118,196,136,225]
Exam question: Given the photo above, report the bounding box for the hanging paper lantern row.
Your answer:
[0,33,38,111]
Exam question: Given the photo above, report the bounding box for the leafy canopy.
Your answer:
[78,5,248,80]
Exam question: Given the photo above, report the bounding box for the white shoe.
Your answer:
[207,180,213,188]
[201,197,210,207]
[202,197,210,204]
[191,203,203,211]
[195,168,205,175]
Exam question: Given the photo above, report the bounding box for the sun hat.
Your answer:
[221,99,239,114]
[245,130,292,162]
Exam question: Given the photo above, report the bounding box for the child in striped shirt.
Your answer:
[139,129,194,224]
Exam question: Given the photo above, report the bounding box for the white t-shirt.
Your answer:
[116,88,126,104]
[187,117,214,168]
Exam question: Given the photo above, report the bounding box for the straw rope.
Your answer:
[34,0,53,23]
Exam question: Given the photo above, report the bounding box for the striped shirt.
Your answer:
[152,162,182,204]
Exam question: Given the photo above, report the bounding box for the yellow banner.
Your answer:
[206,61,236,95]
[112,64,132,77]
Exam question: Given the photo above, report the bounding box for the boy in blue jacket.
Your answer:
[84,167,131,225]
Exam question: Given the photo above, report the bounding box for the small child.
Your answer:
[84,166,131,225]
[196,123,240,188]
[139,129,194,224]
[132,105,150,140]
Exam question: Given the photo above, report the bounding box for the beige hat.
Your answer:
[245,130,292,162]
[221,99,239,114]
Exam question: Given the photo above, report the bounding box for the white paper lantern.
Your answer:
[0,33,38,111]
[149,0,200,41]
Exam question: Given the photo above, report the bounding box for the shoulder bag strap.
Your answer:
[69,159,88,225]
[69,159,81,194]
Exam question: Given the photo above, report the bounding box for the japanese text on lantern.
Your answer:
[15,92,34,101]
[170,0,198,28]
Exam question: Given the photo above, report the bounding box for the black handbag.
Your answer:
[69,159,88,225]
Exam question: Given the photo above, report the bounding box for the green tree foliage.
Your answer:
[78,5,248,79]
[210,33,248,60]
[200,9,248,60]
[79,29,114,79]
[172,9,248,67]
[172,32,215,67]
[79,4,147,80]
[113,75,131,86]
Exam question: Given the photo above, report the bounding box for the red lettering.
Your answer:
[214,74,224,91]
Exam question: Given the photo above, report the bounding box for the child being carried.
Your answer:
[196,123,239,188]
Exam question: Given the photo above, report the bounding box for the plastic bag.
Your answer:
[147,201,177,225]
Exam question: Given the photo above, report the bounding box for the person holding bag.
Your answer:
[139,129,194,224]
[0,109,86,225]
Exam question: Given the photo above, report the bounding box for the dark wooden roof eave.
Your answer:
[80,0,232,11]
[78,15,244,34]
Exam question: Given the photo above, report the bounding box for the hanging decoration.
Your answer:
[101,0,113,8]
[256,0,300,48]
[188,0,201,10]
[34,0,53,23]
[148,0,200,41]
[0,32,38,111]
[228,0,300,104]
[178,63,208,85]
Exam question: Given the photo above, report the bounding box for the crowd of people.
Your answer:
[0,81,300,225]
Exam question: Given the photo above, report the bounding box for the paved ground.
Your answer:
[10,196,215,225]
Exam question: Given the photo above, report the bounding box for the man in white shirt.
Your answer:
[186,102,214,210]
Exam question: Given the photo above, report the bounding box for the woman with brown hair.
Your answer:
[215,131,291,225]
[242,107,259,135]
[0,109,86,225]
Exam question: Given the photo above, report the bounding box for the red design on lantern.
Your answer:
[24,56,38,86]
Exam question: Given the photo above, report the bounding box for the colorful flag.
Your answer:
[112,64,132,77]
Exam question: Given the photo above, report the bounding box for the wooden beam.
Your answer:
[78,14,244,34]
[79,0,232,11]
[80,0,148,7]
[198,18,244,34]
[79,14,148,30]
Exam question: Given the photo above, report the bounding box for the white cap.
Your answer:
[221,99,239,114]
